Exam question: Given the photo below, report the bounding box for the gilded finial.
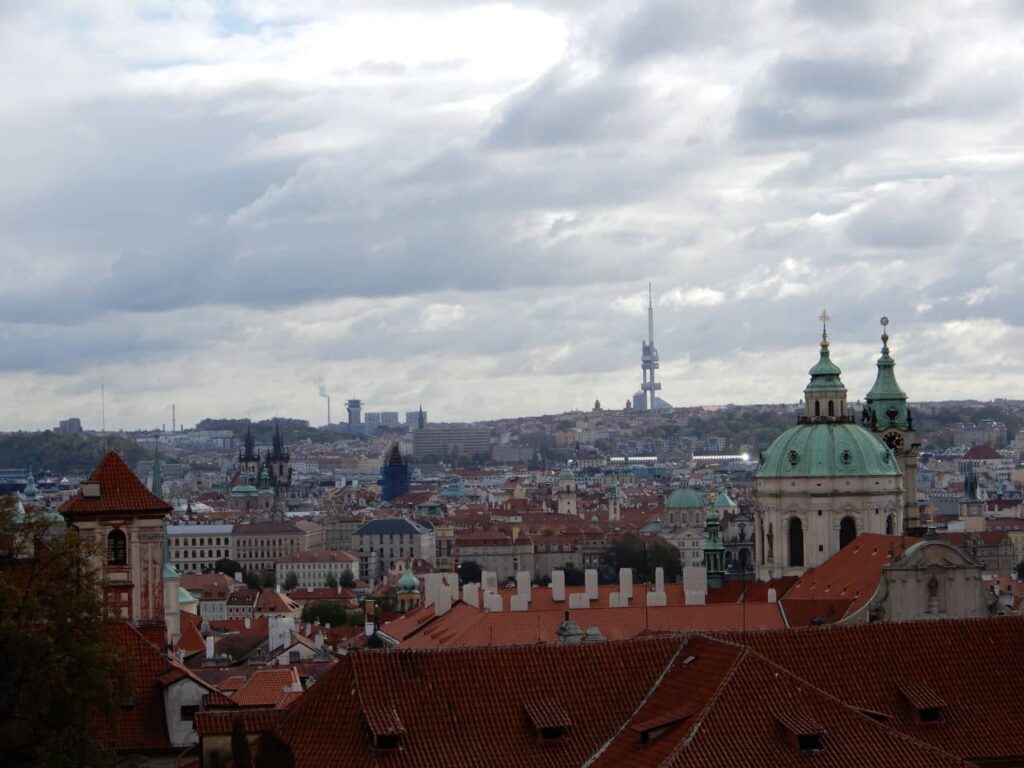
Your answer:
[880,315,890,353]
[819,309,830,347]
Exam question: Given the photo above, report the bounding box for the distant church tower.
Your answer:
[863,317,921,534]
[704,504,725,590]
[556,467,578,516]
[59,452,173,647]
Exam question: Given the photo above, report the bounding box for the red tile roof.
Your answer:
[193,707,285,736]
[782,534,919,622]
[231,667,301,707]
[59,451,172,516]
[272,632,977,768]
[729,617,1024,763]
[276,637,686,768]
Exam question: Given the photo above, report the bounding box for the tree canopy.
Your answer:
[0,497,125,766]
[459,560,482,585]
[599,532,681,584]
[0,433,146,476]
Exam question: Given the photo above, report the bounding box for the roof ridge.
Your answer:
[581,635,690,768]
[718,645,976,766]
[658,638,751,768]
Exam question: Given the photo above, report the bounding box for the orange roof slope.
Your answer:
[276,637,686,768]
[232,667,301,707]
[732,617,1024,764]
[782,533,919,622]
[592,636,969,768]
[398,603,784,649]
[60,451,172,516]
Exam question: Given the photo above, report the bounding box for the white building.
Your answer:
[167,524,235,574]
[275,550,360,589]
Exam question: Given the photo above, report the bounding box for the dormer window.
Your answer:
[775,711,824,753]
[898,682,945,724]
[524,700,571,745]
[363,702,404,752]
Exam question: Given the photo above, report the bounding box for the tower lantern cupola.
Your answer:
[803,310,850,423]
[864,316,910,431]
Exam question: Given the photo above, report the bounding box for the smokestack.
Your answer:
[172,403,176,433]
[319,381,331,426]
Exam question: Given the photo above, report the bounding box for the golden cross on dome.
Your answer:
[819,309,830,345]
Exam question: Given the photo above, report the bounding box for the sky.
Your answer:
[1,0,1022,431]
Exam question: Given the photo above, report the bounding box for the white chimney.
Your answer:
[619,567,633,601]
[767,587,777,604]
[585,569,598,601]
[482,570,498,593]
[244,617,251,629]
[483,591,503,612]
[510,595,528,611]
[436,585,452,617]
[315,633,324,650]
[205,635,215,660]
[568,592,589,609]
[516,571,531,603]
[449,573,459,601]
[655,566,665,593]
[551,570,566,602]
[683,565,708,606]
[463,583,480,608]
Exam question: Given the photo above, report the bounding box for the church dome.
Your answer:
[397,568,420,594]
[666,487,703,509]
[756,422,900,479]
[557,467,575,482]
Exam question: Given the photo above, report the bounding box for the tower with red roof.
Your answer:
[59,451,173,645]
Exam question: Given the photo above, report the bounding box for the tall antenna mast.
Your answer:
[101,373,107,449]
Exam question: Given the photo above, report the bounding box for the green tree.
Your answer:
[215,558,242,577]
[459,560,482,585]
[260,571,276,589]
[562,564,586,586]
[646,537,682,583]
[242,570,261,589]
[0,498,125,766]
[324,571,338,589]
[283,571,298,591]
[301,600,349,626]
[339,569,357,589]
[254,732,295,768]
[231,716,252,768]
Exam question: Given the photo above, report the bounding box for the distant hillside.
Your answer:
[0,432,147,475]
[196,418,341,446]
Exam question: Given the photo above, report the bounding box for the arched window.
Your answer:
[788,518,804,567]
[885,514,894,535]
[814,401,820,417]
[840,516,857,549]
[828,400,835,417]
[107,530,127,566]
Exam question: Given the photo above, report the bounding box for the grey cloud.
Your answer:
[485,65,638,148]
[609,0,742,65]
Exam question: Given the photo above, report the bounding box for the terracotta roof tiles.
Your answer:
[59,451,172,516]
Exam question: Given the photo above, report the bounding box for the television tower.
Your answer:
[640,284,661,410]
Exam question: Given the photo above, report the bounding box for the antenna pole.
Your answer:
[101,373,107,450]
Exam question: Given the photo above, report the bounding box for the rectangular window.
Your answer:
[180,705,199,721]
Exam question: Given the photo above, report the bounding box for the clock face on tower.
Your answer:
[882,430,905,453]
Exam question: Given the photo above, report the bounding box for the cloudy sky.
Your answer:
[2,0,1022,431]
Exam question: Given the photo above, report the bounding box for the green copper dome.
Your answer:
[805,339,846,393]
[757,422,901,479]
[713,491,736,509]
[397,568,420,593]
[558,467,575,481]
[666,487,704,509]
[864,318,909,430]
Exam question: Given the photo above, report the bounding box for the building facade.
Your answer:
[232,520,325,573]
[275,550,360,589]
[755,324,904,580]
[352,518,435,581]
[167,524,235,574]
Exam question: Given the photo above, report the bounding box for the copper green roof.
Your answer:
[666,487,704,509]
[397,568,420,593]
[756,422,901,479]
[865,321,909,430]
[558,467,575,481]
[713,492,735,509]
[805,338,846,393]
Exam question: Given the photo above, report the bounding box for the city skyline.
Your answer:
[2,1,1023,431]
